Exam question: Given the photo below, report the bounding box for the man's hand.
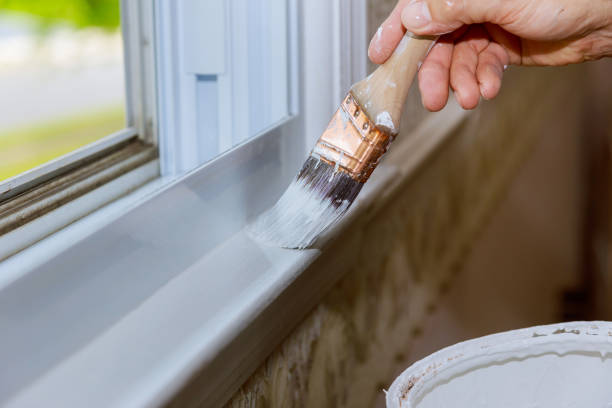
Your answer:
[369,0,612,111]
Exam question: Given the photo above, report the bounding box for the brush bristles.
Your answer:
[248,157,363,249]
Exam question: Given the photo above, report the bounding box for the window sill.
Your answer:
[0,102,466,408]
[0,136,158,261]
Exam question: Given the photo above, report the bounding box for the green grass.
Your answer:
[0,106,125,181]
[0,0,121,30]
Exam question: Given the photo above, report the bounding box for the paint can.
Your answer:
[387,321,612,408]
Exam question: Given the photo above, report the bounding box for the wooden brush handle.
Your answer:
[351,33,437,134]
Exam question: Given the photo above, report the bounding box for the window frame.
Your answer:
[0,0,159,260]
[0,1,429,407]
[155,0,301,176]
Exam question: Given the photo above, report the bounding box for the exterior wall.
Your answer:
[224,2,612,407]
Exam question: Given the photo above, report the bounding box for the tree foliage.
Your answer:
[0,0,120,30]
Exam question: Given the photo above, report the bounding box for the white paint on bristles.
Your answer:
[247,175,349,249]
[334,152,344,177]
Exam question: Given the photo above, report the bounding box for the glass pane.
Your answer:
[244,0,288,141]
[194,0,290,163]
[0,0,125,181]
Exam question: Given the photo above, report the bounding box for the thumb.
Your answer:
[401,0,498,35]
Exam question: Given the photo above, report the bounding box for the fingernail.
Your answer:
[368,25,383,58]
[401,1,431,30]
[480,84,491,100]
[376,25,383,42]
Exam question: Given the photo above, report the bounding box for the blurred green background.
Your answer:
[0,0,125,182]
[0,0,120,30]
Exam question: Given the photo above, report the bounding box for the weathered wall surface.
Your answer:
[225,69,603,408]
[225,1,612,407]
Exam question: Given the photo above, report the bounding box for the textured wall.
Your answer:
[224,65,600,408]
[224,1,611,407]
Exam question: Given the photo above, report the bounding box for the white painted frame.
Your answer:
[0,0,160,257]
[0,0,158,199]
[0,1,383,407]
[121,0,159,145]
[155,0,299,176]
[0,128,137,199]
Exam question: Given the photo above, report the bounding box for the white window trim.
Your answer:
[0,128,136,199]
[121,0,158,145]
[0,0,160,260]
[0,0,158,197]
[0,1,470,407]
[155,0,300,176]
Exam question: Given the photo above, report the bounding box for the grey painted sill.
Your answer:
[0,102,466,408]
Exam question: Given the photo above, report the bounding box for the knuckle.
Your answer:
[437,0,465,18]
[425,0,469,27]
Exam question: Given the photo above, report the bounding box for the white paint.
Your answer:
[334,152,344,176]
[247,176,350,249]
[386,322,612,408]
[376,111,396,134]
[0,102,466,408]
[339,107,352,130]
[181,0,225,75]
[0,160,159,263]
[0,1,371,407]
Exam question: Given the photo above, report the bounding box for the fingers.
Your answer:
[418,39,454,111]
[401,0,503,36]
[371,0,515,110]
[484,23,522,65]
[450,26,489,109]
[476,42,508,100]
[369,0,411,64]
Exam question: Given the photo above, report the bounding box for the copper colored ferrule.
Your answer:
[312,92,395,183]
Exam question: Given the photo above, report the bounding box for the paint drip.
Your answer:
[375,111,396,134]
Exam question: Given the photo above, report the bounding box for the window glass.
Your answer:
[192,0,290,163]
[0,0,125,181]
[243,0,289,140]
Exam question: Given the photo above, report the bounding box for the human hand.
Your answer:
[369,0,612,111]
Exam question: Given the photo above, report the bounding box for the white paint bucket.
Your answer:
[387,321,612,408]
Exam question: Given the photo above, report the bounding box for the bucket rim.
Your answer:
[386,321,612,408]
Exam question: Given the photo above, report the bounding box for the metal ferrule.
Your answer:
[311,92,395,183]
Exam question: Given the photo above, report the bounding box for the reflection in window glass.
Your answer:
[193,0,289,164]
[0,0,125,181]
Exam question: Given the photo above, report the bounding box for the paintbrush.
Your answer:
[249,33,437,249]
